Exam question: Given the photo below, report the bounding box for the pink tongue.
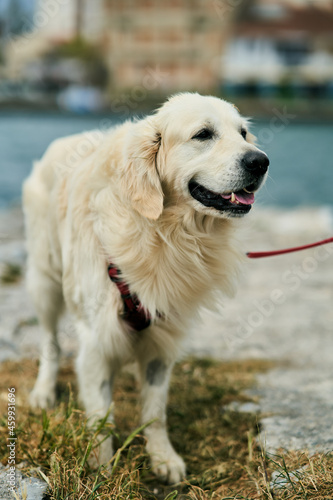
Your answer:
[221,190,254,205]
[235,191,255,205]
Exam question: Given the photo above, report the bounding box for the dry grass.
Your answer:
[0,358,332,499]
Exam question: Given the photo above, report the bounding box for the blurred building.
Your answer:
[223,0,333,88]
[32,0,227,92]
[33,0,105,43]
[103,0,228,93]
[1,0,333,105]
[2,0,232,95]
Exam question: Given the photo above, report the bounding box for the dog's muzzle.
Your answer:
[189,151,269,217]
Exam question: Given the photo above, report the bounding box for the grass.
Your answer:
[0,358,332,499]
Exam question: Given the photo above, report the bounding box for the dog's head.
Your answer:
[123,93,269,220]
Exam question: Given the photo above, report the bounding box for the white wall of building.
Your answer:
[223,37,333,83]
[34,0,105,42]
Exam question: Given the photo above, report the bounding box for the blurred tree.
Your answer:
[7,0,28,35]
[235,0,257,21]
[0,18,4,64]
[46,37,108,88]
[76,0,85,39]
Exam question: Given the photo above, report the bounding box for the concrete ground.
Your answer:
[1,204,333,498]
[190,205,333,454]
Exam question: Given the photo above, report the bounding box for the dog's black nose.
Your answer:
[241,151,269,175]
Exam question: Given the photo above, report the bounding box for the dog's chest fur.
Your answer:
[92,200,243,322]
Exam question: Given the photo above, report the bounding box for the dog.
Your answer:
[23,93,269,484]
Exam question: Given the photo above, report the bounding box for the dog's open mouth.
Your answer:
[188,180,256,216]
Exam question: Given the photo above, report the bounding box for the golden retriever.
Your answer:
[23,93,269,484]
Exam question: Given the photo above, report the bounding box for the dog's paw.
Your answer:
[29,384,56,409]
[150,448,186,484]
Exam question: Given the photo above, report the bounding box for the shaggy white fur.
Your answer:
[23,92,268,484]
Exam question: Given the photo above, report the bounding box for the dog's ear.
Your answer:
[123,118,163,220]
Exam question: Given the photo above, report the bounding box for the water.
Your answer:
[0,112,122,209]
[251,120,333,208]
[0,111,332,209]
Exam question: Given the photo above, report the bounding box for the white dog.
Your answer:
[23,93,268,484]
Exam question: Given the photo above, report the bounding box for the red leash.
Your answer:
[247,237,333,259]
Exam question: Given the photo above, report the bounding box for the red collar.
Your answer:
[108,263,152,331]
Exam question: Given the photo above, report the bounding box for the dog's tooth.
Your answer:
[231,193,236,203]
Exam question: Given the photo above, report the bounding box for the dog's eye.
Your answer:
[192,128,214,141]
[241,129,247,140]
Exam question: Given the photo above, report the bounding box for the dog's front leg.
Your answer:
[75,322,116,469]
[139,356,186,484]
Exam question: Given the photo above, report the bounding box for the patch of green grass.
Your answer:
[0,358,332,499]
